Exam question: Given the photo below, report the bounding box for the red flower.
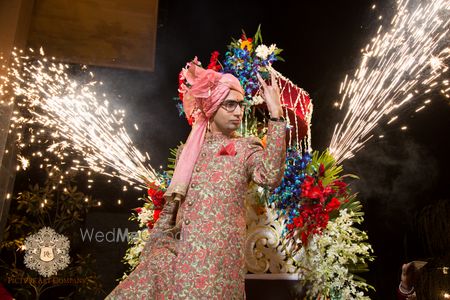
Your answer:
[148,188,165,207]
[319,163,325,177]
[292,216,304,228]
[333,180,348,196]
[303,186,323,200]
[240,34,252,42]
[207,51,221,71]
[301,175,315,190]
[178,72,185,101]
[289,171,350,245]
[301,176,335,203]
[326,197,341,212]
[294,175,338,244]
[135,207,142,214]
[153,209,161,221]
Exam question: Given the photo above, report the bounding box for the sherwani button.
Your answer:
[184,219,190,225]
[191,183,195,188]
[187,201,194,206]
[201,153,206,157]
[195,167,201,172]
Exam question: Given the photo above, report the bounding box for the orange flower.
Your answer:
[240,40,253,51]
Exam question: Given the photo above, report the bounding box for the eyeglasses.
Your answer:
[220,100,245,112]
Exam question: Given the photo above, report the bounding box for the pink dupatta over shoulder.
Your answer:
[164,61,244,201]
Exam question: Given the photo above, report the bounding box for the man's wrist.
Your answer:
[268,105,283,118]
[269,108,284,119]
[269,116,285,122]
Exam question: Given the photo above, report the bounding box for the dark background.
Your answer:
[12,0,450,298]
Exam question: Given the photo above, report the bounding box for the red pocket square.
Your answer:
[216,142,237,156]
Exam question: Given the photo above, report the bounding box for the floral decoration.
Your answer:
[121,27,374,299]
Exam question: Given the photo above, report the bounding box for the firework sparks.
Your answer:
[1,48,160,188]
[329,0,449,163]
[17,155,30,170]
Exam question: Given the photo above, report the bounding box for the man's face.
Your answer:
[210,89,244,135]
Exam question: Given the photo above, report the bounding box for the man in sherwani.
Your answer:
[107,61,286,299]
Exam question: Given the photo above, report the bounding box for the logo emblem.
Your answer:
[40,247,54,262]
[24,227,70,277]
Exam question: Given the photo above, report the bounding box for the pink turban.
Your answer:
[164,60,244,200]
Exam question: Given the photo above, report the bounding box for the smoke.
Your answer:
[343,137,438,221]
[82,64,189,169]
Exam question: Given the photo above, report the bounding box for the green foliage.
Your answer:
[166,142,184,176]
[252,24,284,61]
[307,150,363,217]
[340,194,365,217]
[253,24,263,45]
[307,150,343,186]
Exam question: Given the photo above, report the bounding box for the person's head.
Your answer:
[166,59,244,199]
[209,89,245,135]
[180,61,244,129]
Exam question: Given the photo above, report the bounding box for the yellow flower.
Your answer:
[240,40,253,51]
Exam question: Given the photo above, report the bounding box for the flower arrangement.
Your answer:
[297,209,374,299]
[268,148,312,227]
[271,150,356,246]
[222,26,283,103]
[122,27,374,298]
[265,149,374,298]
[135,188,164,228]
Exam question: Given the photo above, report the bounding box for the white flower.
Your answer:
[121,228,149,279]
[296,209,374,299]
[137,207,153,227]
[255,44,278,60]
[268,44,277,54]
[255,45,270,60]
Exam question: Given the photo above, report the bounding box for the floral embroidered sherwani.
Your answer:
[106,120,286,300]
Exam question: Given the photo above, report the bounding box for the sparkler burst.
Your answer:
[17,155,30,171]
[329,0,449,163]
[1,48,160,189]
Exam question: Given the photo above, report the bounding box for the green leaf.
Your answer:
[253,24,263,45]
[274,48,283,55]
[307,150,343,186]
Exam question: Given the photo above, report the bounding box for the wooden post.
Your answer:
[0,0,35,242]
